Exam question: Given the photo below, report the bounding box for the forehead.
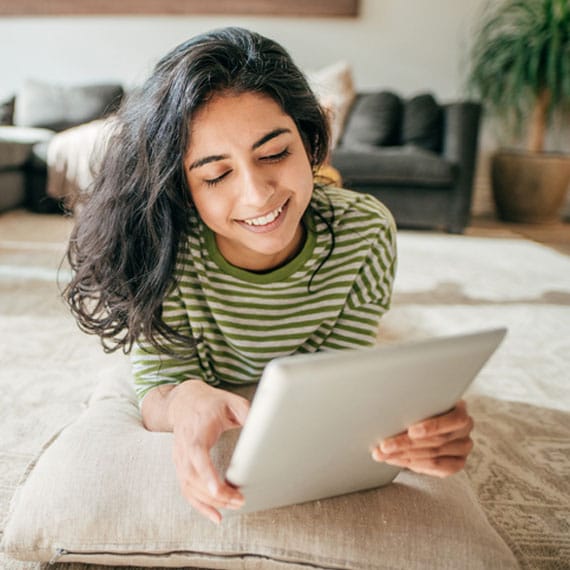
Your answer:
[187,91,295,151]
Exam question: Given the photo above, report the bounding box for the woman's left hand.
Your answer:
[372,400,474,478]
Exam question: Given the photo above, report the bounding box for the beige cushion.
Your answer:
[2,375,519,569]
[308,61,356,149]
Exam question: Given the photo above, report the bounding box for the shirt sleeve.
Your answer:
[320,203,397,350]
[130,283,203,401]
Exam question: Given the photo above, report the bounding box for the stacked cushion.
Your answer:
[402,94,444,153]
[339,91,444,153]
[341,92,402,147]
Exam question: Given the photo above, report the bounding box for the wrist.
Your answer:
[166,378,209,431]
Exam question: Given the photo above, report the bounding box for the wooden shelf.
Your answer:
[0,0,359,17]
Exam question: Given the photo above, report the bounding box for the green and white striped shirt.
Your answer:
[131,186,397,400]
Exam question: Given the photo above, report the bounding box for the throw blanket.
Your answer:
[46,117,116,205]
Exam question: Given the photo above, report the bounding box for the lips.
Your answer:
[236,199,289,232]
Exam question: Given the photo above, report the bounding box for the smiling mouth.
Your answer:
[239,200,288,227]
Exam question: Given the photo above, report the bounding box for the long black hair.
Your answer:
[64,27,331,355]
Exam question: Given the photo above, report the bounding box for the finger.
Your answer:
[175,455,244,511]
[376,437,473,462]
[378,403,472,452]
[189,444,244,502]
[174,443,230,503]
[173,430,244,506]
[408,401,472,439]
[378,433,414,454]
[185,493,223,525]
[380,421,473,453]
[185,479,245,510]
[382,455,468,478]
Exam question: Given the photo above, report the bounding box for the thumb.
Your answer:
[225,394,250,427]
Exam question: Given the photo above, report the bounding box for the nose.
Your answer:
[240,165,275,208]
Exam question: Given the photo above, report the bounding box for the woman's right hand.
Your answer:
[166,380,250,524]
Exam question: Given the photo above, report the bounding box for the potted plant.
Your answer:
[468,0,570,223]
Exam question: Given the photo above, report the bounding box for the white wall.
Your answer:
[0,0,490,99]
[0,0,531,216]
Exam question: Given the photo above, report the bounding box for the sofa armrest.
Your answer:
[442,102,482,166]
[0,126,54,169]
[441,102,482,232]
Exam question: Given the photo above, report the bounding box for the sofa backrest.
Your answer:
[339,91,444,154]
[12,80,124,133]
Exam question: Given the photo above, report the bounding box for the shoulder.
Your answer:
[309,186,397,308]
[312,186,395,232]
[311,185,396,255]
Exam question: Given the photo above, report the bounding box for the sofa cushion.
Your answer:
[340,92,403,147]
[13,80,123,132]
[402,93,443,153]
[2,373,519,569]
[331,145,455,188]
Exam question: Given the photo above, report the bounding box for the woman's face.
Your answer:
[184,91,314,272]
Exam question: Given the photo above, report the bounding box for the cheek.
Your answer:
[189,184,236,230]
[284,153,314,190]
[190,190,216,222]
[297,161,316,199]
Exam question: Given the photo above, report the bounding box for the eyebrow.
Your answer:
[188,127,292,170]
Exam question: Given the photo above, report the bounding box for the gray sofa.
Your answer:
[331,92,482,233]
[0,80,123,213]
[1,83,481,234]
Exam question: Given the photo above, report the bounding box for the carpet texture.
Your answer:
[1,222,569,570]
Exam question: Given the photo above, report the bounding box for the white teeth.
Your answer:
[242,204,284,226]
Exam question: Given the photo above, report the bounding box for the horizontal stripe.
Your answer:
[132,187,396,398]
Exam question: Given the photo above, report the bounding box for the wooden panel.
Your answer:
[0,0,359,17]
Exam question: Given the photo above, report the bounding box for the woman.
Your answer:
[65,27,474,524]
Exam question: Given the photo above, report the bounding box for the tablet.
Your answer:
[224,327,507,515]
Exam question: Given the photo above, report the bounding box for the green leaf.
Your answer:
[468,0,570,138]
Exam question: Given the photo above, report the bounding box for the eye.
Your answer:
[204,171,231,187]
[261,148,291,162]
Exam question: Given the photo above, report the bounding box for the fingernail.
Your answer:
[208,482,219,497]
[381,441,397,453]
[229,498,244,508]
[372,449,382,462]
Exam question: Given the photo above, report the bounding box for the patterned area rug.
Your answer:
[0,224,569,570]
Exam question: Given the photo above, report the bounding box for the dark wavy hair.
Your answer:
[63,27,331,355]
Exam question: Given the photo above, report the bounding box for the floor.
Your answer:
[465,214,570,256]
[0,208,569,256]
